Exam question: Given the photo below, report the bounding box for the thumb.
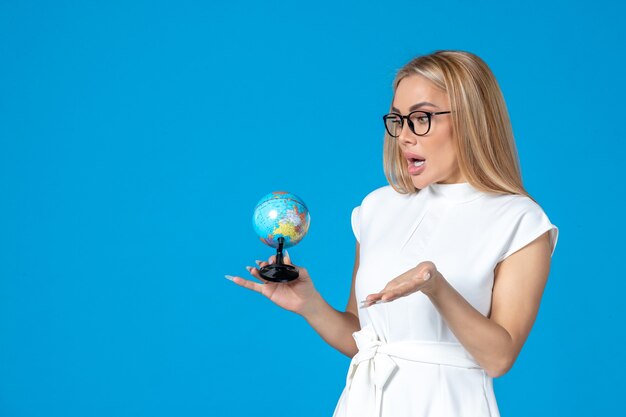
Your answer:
[283,249,292,265]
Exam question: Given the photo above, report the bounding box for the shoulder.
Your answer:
[479,192,548,219]
[359,184,408,208]
[480,193,558,262]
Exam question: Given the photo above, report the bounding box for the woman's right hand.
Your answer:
[225,251,321,316]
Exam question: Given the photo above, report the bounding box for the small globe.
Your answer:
[252,191,311,249]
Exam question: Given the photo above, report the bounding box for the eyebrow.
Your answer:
[391,101,440,113]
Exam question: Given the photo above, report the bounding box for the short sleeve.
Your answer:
[497,204,559,263]
[351,206,361,243]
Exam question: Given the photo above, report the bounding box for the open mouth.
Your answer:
[409,158,425,167]
[403,152,426,173]
[407,157,425,167]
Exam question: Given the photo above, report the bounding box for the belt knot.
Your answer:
[344,325,397,417]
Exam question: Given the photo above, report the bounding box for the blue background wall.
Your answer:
[1,1,624,416]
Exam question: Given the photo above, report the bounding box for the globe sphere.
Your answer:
[252,191,310,248]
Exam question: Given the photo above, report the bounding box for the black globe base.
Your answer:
[259,236,299,282]
[259,263,299,282]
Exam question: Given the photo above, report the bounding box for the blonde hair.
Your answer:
[383,50,532,200]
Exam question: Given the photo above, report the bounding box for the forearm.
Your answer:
[423,276,513,378]
[299,293,361,358]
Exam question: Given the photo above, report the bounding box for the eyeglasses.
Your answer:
[382,110,452,137]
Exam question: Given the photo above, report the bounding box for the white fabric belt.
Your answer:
[344,324,482,417]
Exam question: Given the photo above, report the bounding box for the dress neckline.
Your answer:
[425,181,484,203]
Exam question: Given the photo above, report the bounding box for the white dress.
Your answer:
[332,182,559,417]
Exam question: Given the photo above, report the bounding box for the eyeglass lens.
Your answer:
[385,112,430,137]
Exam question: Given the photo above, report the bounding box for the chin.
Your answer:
[410,176,432,190]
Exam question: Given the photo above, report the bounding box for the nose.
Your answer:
[398,119,418,146]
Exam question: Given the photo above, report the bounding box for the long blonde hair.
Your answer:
[383,50,531,199]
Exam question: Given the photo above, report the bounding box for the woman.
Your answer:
[225,50,559,417]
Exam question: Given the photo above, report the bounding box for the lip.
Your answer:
[407,159,426,175]
[403,151,426,161]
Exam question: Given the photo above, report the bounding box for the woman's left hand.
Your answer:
[361,261,441,307]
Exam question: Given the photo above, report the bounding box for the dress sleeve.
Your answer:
[497,203,559,263]
[351,206,361,243]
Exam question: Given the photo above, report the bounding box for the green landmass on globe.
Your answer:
[252,191,310,248]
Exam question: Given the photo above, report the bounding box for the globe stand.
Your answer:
[259,237,300,282]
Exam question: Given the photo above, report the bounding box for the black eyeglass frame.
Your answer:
[382,110,452,137]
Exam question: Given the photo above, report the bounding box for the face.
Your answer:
[391,74,466,188]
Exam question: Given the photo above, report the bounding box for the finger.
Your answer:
[360,301,382,309]
[225,275,264,294]
[380,285,415,302]
[387,273,425,295]
[360,299,385,308]
[368,293,384,301]
[379,281,406,295]
[359,296,382,304]
[382,282,412,299]
[362,289,399,304]
[246,265,269,283]
[269,255,276,264]
[380,292,397,302]
[283,249,292,265]
[359,293,384,307]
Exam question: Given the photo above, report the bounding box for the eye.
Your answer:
[384,115,404,136]
[385,116,402,127]
[411,113,429,124]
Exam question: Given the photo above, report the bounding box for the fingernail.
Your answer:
[284,249,289,258]
[255,260,262,266]
[225,275,236,282]
[245,266,254,273]
[423,272,431,281]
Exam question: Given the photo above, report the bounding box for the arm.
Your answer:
[228,243,361,358]
[423,231,553,378]
[300,241,361,358]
